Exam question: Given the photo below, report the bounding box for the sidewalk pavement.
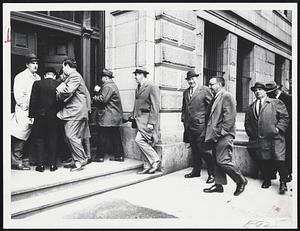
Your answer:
[10,168,296,229]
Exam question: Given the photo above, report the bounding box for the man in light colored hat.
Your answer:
[181,70,215,183]
[266,81,292,182]
[129,66,161,174]
[11,53,41,170]
[245,82,289,194]
[92,68,124,162]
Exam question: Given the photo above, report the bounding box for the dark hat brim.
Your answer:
[266,85,280,93]
[251,86,267,92]
[185,74,199,80]
[133,69,149,75]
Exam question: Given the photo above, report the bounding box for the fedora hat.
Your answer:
[25,53,39,63]
[265,81,280,93]
[44,67,57,76]
[250,82,267,92]
[185,70,199,80]
[133,66,149,75]
[101,68,114,78]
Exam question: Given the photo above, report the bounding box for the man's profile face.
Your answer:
[26,61,38,73]
[134,73,144,84]
[187,77,197,88]
[208,78,219,95]
[62,63,69,75]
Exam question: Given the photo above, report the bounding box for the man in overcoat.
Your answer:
[203,77,247,196]
[56,58,90,172]
[181,70,215,183]
[265,81,292,182]
[11,54,41,170]
[129,67,161,174]
[245,82,289,194]
[92,68,124,162]
[29,67,60,172]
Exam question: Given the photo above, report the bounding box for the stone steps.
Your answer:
[11,158,163,219]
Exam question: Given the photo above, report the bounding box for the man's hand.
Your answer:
[275,127,279,133]
[94,85,101,92]
[147,124,154,131]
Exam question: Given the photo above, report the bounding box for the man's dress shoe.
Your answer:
[70,163,84,172]
[261,180,271,189]
[86,159,92,164]
[109,156,124,162]
[35,165,45,172]
[279,181,287,194]
[203,184,224,193]
[137,168,151,174]
[50,165,58,172]
[93,158,104,162]
[62,158,73,164]
[206,175,215,184]
[148,161,161,174]
[13,164,31,171]
[286,174,292,182]
[63,163,75,168]
[184,170,200,178]
[234,178,248,196]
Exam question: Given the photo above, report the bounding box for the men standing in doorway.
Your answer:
[203,77,247,196]
[29,67,60,172]
[129,67,161,174]
[11,54,41,170]
[245,82,289,194]
[265,81,292,182]
[56,58,90,172]
[181,70,215,183]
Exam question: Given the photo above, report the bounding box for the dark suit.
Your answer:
[132,80,160,168]
[278,92,292,175]
[29,78,60,165]
[181,85,215,175]
[93,81,124,158]
[205,89,245,185]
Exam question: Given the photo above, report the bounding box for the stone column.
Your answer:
[81,11,92,89]
[221,32,238,97]
[281,58,290,92]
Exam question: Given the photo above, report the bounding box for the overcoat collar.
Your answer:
[209,89,225,118]
[251,96,271,120]
[136,80,150,96]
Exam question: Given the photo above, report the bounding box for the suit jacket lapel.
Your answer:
[189,86,200,103]
[136,81,148,97]
[252,102,258,120]
[209,90,223,118]
[259,97,270,116]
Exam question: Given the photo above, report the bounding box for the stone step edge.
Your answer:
[12,171,163,219]
[11,162,143,196]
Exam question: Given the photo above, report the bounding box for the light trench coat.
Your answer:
[11,68,41,140]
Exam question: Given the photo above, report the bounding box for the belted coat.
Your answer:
[11,68,41,140]
[244,97,289,160]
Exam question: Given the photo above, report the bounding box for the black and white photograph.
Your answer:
[2,2,297,229]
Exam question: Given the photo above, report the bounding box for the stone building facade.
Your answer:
[10,10,293,176]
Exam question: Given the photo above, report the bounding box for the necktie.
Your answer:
[137,84,141,91]
[189,87,193,100]
[259,100,262,113]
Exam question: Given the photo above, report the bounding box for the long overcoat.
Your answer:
[93,81,123,127]
[244,97,289,160]
[132,80,160,146]
[11,68,41,140]
[181,85,213,143]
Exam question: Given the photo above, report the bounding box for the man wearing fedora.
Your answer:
[11,54,41,170]
[265,81,292,182]
[56,58,90,172]
[129,66,161,174]
[29,67,60,172]
[244,82,289,194]
[92,68,124,162]
[203,76,247,196]
[181,70,215,183]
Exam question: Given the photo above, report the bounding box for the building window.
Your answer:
[203,22,226,85]
[35,11,83,24]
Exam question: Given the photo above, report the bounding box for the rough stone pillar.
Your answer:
[81,11,92,89]
[222,32,238,97]
[281,58,290,92]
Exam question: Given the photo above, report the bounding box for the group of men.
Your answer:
[11,53,292,195]
[182,70,292,195]
[11,54,161,174]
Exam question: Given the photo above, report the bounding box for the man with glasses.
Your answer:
[244,82,289,194]
[203,76,247,196]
